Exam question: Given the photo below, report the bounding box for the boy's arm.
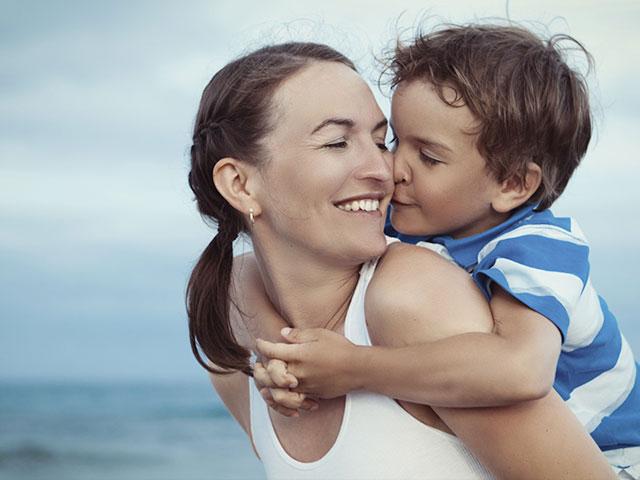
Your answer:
[257,243,561,407]
[356,282,561,406]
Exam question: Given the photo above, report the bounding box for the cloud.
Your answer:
[2,0,639,380]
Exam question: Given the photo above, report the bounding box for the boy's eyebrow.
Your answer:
[311,118,355,135]
[412,134,453,155]
[389,121,453,154]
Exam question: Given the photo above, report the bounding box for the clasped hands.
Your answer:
[254,327,359,417]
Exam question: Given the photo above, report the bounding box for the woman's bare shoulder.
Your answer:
[365,242,493,347]
[369,242,469,307]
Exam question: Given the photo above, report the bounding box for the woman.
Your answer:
[187,42,614,479]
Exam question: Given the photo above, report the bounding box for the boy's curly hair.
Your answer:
[387,23,593,210]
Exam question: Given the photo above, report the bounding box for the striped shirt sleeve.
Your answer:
[472,226,591,341]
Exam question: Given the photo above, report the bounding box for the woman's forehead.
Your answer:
[270,61,383,136]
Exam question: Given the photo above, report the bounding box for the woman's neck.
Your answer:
[251,239,361,333]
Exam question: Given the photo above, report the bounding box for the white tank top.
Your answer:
[248,256,493,479]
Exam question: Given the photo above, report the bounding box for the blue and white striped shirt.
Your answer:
[388,204,640,450]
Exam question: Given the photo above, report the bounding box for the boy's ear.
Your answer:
[491,162,542,213]
[212,158,262,218]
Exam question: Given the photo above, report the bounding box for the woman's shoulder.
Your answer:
[365,242,493,347]
[380,241,452,270]
[372,242,467,297]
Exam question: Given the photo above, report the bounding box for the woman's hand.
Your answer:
[255,327,363,399]
[253,360,319,417]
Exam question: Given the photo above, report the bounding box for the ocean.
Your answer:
[0,380,265,480]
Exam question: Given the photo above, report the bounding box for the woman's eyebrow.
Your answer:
[311,118,354,135]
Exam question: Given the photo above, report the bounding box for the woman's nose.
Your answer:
[357,145,393,184]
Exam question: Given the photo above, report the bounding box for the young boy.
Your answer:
[254,24,640,476]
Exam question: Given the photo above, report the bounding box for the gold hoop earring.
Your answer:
[249,208,255,225]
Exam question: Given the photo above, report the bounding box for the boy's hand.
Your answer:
[255,358,298,389]
[253,360,319,417]
[255,327,361,399]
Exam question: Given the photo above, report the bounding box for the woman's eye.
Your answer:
[376,142,388,152]
[420,152,442,165]
[324,140,348,149]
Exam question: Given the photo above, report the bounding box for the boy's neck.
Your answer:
[449,209,512,240]
[430,204,538,270]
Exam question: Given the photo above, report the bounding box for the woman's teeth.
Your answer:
[336,199,380,212]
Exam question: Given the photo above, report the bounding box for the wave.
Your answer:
[0,443,162,468]
[147,404,230,420]
[0,444,55,465]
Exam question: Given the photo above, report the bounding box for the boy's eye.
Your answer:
[420,151,442,165]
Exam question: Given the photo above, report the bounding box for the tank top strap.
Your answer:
[347,236,399,346]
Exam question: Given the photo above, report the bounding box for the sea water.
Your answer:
[0,380,265,480]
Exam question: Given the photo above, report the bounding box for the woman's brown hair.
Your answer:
[187,43,356,375]
[387,24,593,210]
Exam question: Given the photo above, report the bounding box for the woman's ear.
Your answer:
[212,158,262,217]
[491,162,542,213]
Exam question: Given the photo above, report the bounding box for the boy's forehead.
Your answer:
[395,79,455,100]
[392,81,478,131]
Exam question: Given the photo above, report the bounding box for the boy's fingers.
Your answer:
[256,338,299,362]
[281,327,323,344]
[260,388,298,417]
[286,373,299,388]
[260,387,275,406]
[270,388,307,410]
[266,359,298,388]
[300,397,320,411]
[272,404,299,417]
[254,362,276,389]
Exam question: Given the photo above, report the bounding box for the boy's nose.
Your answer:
[393,150,411,185]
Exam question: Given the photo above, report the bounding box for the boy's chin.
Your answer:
[390,216,433,237]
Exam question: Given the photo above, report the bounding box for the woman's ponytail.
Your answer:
[187,213,252,375]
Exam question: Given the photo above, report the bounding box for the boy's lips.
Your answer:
[391,196,414,207]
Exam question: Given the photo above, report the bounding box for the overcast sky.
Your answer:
[1,0,639,381]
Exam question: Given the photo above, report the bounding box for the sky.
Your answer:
[1,0,639,382]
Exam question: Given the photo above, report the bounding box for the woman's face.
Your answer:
[255,61,393,264]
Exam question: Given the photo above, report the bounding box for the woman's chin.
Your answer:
[343,233,388,262]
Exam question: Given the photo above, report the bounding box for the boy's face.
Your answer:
[390,80,508,238]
